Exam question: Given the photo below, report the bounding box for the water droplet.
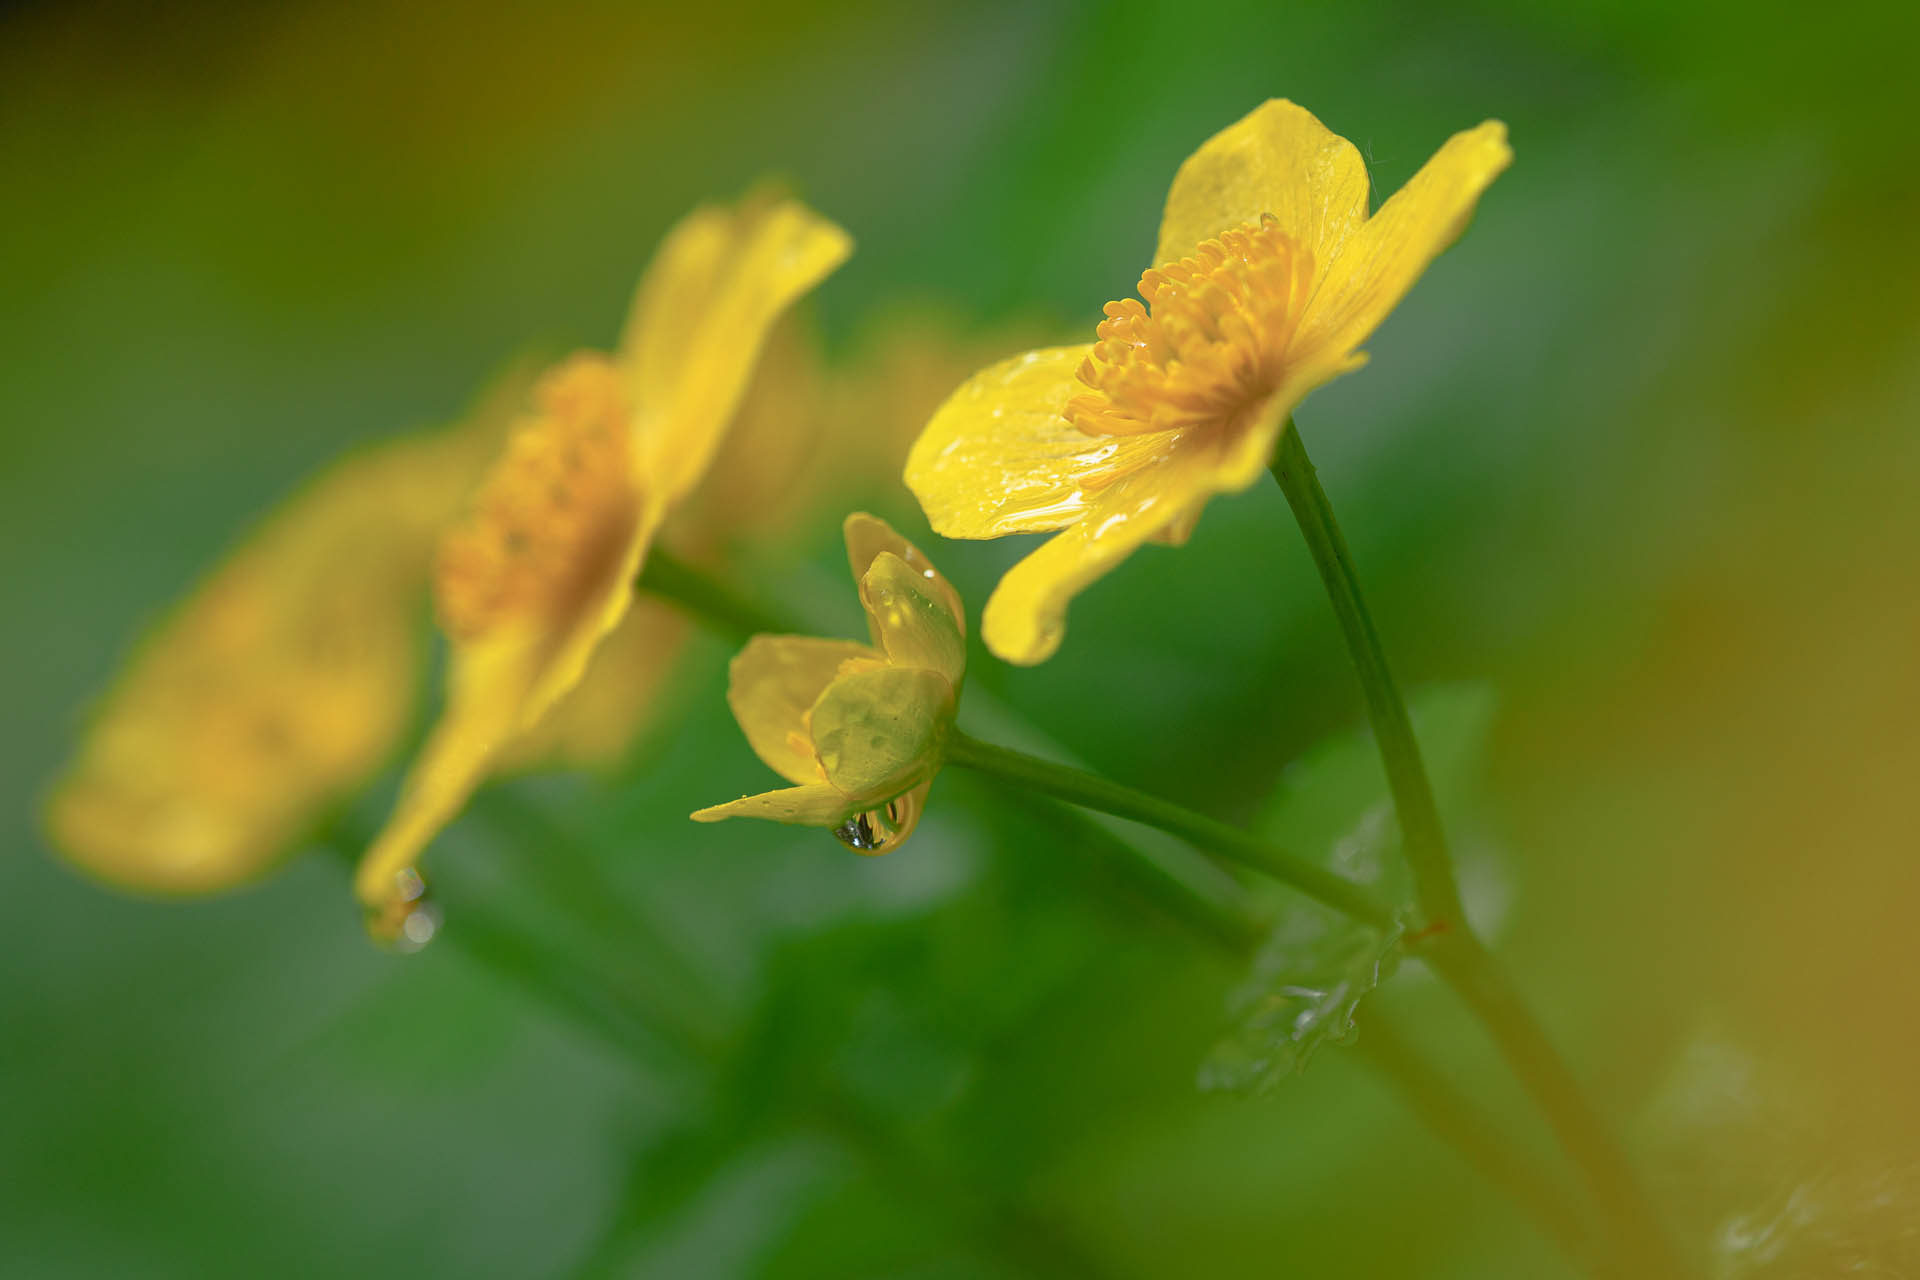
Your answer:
[831,792,921,854]
[365,865,441,953]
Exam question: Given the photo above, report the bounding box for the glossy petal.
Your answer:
[859,553,967,685]
[844,511,965,639]
[691,781,852,826]
[981,426,1259,665]
[1293,121,1512,366]
[807,665,953,800]
[727,634,883,784]
[1155,99,1372,271]
[905,345,1111,539]
[843,512,964,624]
[625,195,854,509]
[353,635,543,929]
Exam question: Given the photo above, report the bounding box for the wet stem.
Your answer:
[1269,418,1694,1280]
[939,733,1615,1268]
[943,731,1396,930]
[641,533,1605,1273]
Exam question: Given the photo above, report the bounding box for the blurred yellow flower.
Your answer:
[693,514,964,854]
[674,307,1056,555]
[495,318,827,775]
[519,308,1044,773]
[44,372,526,895]
[826,305,1058,492]
[356,191,850,938]
[906,100,1512,664]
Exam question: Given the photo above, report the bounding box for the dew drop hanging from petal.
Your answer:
[365,865,442,953]
[831,790,921,854]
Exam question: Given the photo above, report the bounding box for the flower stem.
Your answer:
[1420,932,1677,1279]
[470,787,732,1061]
[643,551,1620,1276]
[944,730,1397,932]
[1268,422,1464,930]
[637,547,799,640]
[639,547,1264,941]
[944,729,1607,1276]
[1356,1013,1597,1273]
[1269,420,1689,1278]
[314,830,696,1074]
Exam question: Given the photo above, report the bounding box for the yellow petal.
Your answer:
[826,305,1058,488]
[981,425,1263,665]
[843,511,965,635]
[807,665,954,801]
[1293,121,1512,367]
[671,315,829,554]
[434,354,661,741]
[620,206,736,405]
[357,361,661,933]
[353,635,543,931]
[1155,99,1372,271]
[43,369,530,897]
[905,345,1118,539]
[496,596,692,772]
[623,193,853,509]
[859,553,967,686]
[691,781,852,826]
[727,634,883,784]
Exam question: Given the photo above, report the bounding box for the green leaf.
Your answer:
[1255,681,1499,870]
[1198,889,1404,1095]
[1200,683,1497,1095]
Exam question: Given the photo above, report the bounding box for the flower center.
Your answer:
[436,355,639,643]
[1066,215,1315,437]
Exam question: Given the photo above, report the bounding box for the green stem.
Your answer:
[1357,1014,1597,1274]
[638,546,797,639]
[1269,422,1464,930]
[471,788,732,1063]
[641,546,1621,1276]
[1422,933,1674,1279]
[642,547,1259,940]
[315,833,685,1073]
[944,731,1397,932]
[1270,421,1689,1278]
[946,730,1606,1277]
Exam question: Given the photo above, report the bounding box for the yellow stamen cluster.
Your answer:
[436,355,639,643]
[1067,214,1315,437]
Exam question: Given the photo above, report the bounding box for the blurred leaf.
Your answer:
[1255,681,1499,861]
[1201,684,1497,1095]
[1198,870,1405,1096]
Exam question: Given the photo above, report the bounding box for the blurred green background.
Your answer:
[6,0,1920,1275]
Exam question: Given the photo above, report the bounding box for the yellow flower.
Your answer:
[44,369,528,895]
[495,317,825,775]
[693,513,964,854]
[517,307,1041,773]
[906,100,1512,664]
[356,191,850,937]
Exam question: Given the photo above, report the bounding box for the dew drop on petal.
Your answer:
[831,792,920,854]
[366,864,442,953]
